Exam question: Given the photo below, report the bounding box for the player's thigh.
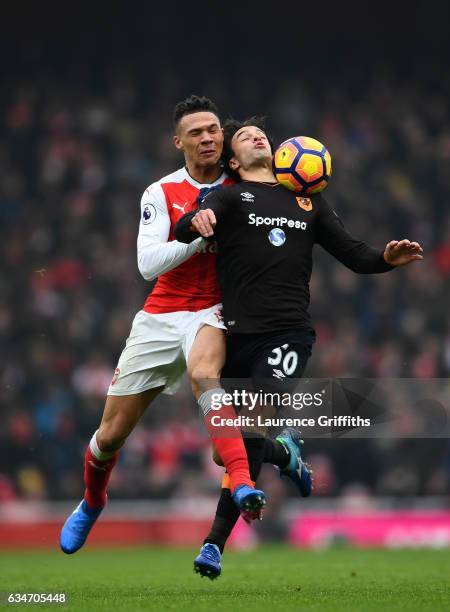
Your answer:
[187,324,226,376]
[184,304,227,396]
[187,324,226,396]
[98,386,164,449]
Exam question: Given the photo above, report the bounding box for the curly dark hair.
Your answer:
[173,95,219,127]
[222,116,274,180]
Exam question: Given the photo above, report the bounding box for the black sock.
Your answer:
[203,490,238,553]
[262,437,290,469]
[203,437,266,553]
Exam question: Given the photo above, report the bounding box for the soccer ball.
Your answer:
[273,136,332,195]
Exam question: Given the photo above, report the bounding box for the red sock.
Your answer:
[83,446,118,509]
[204,404,253,492]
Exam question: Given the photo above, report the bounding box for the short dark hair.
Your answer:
[222,116,274,180]
[173,95,219,128]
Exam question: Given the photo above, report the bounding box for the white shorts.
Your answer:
[107,304,225,396]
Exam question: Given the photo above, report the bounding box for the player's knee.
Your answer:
[188,363,221,382]
[188,363,221,394]
[96,422,128,453]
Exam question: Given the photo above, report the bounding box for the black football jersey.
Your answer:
[175,181,392,334]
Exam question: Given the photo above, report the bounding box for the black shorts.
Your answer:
[222,327,315,393]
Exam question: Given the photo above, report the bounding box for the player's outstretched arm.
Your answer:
[383,239,424,266]
[316,195,423,274]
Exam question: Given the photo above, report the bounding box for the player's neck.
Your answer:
[185,162,223,186]
[239,166,276,183]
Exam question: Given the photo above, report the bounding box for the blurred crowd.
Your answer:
[1,57,449,504]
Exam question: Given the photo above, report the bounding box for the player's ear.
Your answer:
[173,135,184,151]
[229,156,239,171]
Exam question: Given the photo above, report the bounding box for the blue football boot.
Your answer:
[60,499,104,554]
[232,484,267,522]
[276,428,313,497]
[194,543,222,579]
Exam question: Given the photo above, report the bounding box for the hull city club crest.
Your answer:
[296,197,313,211]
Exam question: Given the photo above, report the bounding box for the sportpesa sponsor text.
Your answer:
[248,213,308,230]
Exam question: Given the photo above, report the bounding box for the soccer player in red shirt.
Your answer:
[60,97,266,555]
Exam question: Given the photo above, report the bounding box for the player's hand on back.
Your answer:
[191,209,216,238]
[383,239,424,266]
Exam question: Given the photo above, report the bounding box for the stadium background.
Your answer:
[1,1,449,551]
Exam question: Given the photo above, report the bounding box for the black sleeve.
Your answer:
[315,195,394,274]
[174,189,228,244]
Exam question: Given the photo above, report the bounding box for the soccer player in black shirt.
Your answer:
[175,117,423,578]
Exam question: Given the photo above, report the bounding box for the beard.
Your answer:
[243,148,272,170]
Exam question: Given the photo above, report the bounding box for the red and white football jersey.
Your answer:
[137,167,233,314]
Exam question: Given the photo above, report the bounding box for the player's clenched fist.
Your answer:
[383,239,424,266]
[191,209,216,238]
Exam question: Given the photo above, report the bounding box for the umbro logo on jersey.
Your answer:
[172,202,188,213]
[272,369,286,379]
[241,192,254,203]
